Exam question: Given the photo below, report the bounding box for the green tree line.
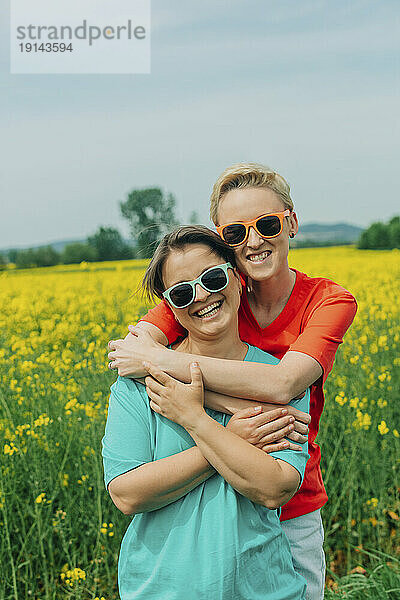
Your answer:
[2,227,134,270]
[358,216,400,250]
[1,188,183,269]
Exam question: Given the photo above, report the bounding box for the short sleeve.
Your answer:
[102,377,153,489]
[269,390,310,485]
[288,291,357,382]
[138,300,186,345]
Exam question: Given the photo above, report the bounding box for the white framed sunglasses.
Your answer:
[163,262,233,309]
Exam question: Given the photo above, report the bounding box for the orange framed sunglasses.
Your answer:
[216,210,291,247]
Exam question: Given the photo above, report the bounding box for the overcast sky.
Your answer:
[1,0,399,248]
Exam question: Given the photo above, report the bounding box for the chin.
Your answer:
[240,250,288,282]
[194,310,233,336]
[240,260,275,281]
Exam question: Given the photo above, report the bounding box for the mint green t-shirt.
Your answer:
[102,345,309,600]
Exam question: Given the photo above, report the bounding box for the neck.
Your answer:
[177,318,247,360]
[248,266,296,312]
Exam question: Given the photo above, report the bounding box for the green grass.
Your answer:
[0,251,399,598]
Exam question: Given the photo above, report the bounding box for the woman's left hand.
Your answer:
[108,328,161,377]
[144,362,205,430]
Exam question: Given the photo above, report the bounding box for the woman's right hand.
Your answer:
[226,405,309,453]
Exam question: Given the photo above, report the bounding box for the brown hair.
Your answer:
[210,162,294,224]
[142,225,236,302]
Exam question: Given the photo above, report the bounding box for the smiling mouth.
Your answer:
[247,250,272,263]
[193,299,224,319]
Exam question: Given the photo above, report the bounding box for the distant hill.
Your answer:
[0,224,363,256]
[293,223,363,246]
[0,237,132,256]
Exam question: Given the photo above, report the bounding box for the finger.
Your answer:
[293,421,309,435]
[261,441,290,453]
[128,325,140,336]
[145,375,165,396]
[108,338,123,351]
[108,361,116,370]
[258,423,295,445]
[250,408,289,426]
[287,408,311,424]
[108,351,117,360]
[257,415,294,434]
[146,385,162,404]
[149,399,162,415]
[190,362,203,388]
[285,442,302,451]
[261,441,302,453]
[143,362,171,386]
[231,405,264,418]
[287,431,308,444]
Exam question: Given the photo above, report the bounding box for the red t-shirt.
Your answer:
[140,269,357,521]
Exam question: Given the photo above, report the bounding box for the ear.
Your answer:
[288,211,299,236]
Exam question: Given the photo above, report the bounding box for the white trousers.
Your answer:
[281,509,326,600]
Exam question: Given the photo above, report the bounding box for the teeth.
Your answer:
[248,251,271,263]
[196,300,222,317]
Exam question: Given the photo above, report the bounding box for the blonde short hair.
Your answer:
[210,162,294,224]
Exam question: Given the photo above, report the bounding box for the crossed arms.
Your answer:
[105,364,309,516]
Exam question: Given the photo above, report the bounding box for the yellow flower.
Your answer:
[60,565,86,587]
[378,420,389,435]
[4,443,18,456]
[35,492,46,504]
[335,394,348,406]
[367,497,378,508]
[393,429,399,438]
[100,522,113,535]
[350,397,359,409]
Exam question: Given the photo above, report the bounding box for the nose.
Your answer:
[246,226,264,249]
[194,283,210,303]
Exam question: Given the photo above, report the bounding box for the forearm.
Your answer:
[156,348,292,404]
[109,447,215,515]
[205,390,299,414]
[204,390,255,414]
[185,413,298,509]
[134,321,169,346]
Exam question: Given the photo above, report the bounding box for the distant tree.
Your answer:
[120,188,179,258]
[189,210,200,225]
[8,249,18,263]
[88,226,133,261]
[0,253,6,271]
[34,245,60,267]
[388,216,400,249]
[15,249,37,269]
[357,229,370,249]
[62,243,97,264]
[358,222,391,249]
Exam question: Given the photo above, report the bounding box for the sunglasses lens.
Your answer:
[256,215,281,237]
[169,283,194,308]
[201,267,228,291]
[222,224,246,245]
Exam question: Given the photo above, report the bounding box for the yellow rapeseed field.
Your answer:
[0,246,399,599]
